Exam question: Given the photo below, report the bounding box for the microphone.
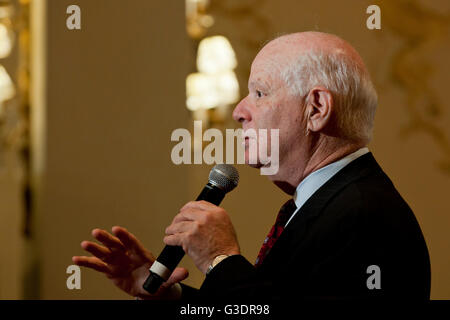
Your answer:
[143,164,239,294]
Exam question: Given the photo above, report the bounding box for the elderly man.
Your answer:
[73,32,431,300]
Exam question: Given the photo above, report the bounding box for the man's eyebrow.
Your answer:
[248,79,270,90]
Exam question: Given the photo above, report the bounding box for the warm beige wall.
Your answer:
[35,0,190,299]
[0,152,24,299]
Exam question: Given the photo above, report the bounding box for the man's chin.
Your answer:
[244,149,262,168]
[245,157,279,176]
[245,159,263,169]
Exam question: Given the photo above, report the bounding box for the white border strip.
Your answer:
[149,261,171,281]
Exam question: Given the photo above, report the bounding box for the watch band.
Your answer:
[206,254,230,275]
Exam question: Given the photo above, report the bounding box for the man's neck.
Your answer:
[271,137,366,195]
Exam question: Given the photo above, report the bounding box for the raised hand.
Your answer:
[72,226,188,299]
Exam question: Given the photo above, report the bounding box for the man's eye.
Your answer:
[256,90,263,98]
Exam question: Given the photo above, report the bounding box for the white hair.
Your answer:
[281,48,378,143]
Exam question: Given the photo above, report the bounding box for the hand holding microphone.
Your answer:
[143,164,240,294]
[73,164,239,298]
[164,199,241,274]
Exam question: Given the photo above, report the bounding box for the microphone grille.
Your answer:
[208,164,239,193]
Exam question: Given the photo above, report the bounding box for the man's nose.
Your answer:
[232,96,251,124]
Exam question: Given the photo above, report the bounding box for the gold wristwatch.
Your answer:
[206,254,230,275]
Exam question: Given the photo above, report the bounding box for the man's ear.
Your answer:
[305,86,333,134]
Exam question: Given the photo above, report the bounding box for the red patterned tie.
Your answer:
[255,199,297,267]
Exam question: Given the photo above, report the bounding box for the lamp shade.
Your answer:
[196,35,237,74]
[0,64,15,102]
[186,71,239,111]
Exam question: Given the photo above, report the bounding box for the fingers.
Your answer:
[111,226,137,249]
[72,256,111,274]
[164,220,192,248]
[163,234,182,247]
[81,241,112,261]
[172,213,190,225]
[165,200,221,245]
[165,221,192,236]
[173,201,212,224]
[112,226,155,261]
[166,267,189,287]
[92,228,126,252]
[180,200,214,212]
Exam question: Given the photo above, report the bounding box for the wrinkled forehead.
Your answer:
[249,45,291,87]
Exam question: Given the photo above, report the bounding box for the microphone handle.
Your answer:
[143,183,226,294]
[156,183,225,270]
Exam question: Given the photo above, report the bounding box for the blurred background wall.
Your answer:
[0,0,449,299]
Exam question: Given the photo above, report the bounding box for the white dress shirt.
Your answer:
[285,147,370,227]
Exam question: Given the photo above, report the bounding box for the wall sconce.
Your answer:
[185,0,214,39]
[0,64,15,102]
[0,22,14,58]
[185,1,240,126]
[196,35,237,73]
[0,0,16,142]
[186,35,240,125]
[186,70,239,111]
[0,0,32,237]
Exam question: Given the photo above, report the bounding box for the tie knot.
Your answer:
[275,199,297,226]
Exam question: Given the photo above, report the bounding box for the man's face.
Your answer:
[232,44,305,170]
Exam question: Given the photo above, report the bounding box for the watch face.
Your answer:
[206,256,229,275]
[213,254,230,267]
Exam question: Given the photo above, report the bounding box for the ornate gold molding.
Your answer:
[381,0,450,174]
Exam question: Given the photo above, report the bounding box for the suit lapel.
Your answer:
[260,152,382,268]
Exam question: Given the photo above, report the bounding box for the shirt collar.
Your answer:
[292,147,370,215]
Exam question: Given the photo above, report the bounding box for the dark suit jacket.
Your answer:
[181,153,431,300]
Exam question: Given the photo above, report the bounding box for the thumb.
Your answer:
[152,267,189,300]
[166,267,189,286]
